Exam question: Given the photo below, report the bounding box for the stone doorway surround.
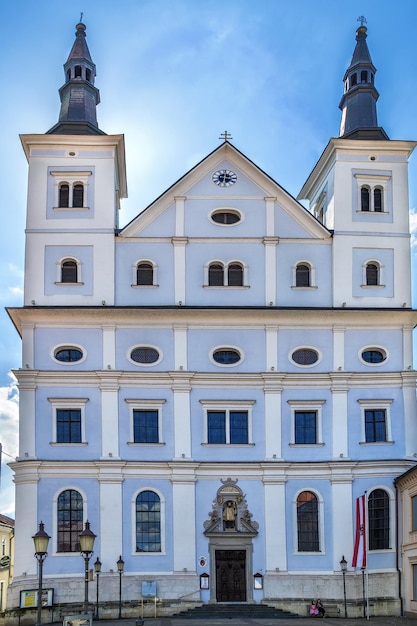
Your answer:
[203,478,259,603]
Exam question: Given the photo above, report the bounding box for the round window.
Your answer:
[211,211,241,225]
[130,347,160,364]
[212,348,241,365]
[361,349,386,364]
[292,348,319,366]
[55,347,83,362]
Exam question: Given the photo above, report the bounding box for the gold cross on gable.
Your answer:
[219,130,233,142]
[357,15,367,27]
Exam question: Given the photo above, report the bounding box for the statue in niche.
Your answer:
[223,500,237,529]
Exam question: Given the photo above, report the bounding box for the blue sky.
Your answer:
[1,0,417,516]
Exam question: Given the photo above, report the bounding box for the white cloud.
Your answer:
[411,208,417,250]
[0,373,19,517]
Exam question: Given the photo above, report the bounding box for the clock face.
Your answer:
[212,169,237,187]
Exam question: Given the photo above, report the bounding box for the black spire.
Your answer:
[339,22,388,140]
[47,21,105,135]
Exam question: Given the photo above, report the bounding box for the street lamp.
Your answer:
[32,522,50,626]
[94,557,102,620]
[79,521,96,613]
[117,555,124,619]
[340,555,348,618]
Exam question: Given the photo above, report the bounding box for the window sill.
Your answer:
[131,284,159,288]
[50,442,87,446]
[203,285,250,289]
[357,210,388,214]
[359,440,394,445]
[55,282,85,286]
[289,443,324,447]
[202,443,254,447]
[53,206,90,211]
[291,286,318,290]
[127,442,165,446]
[360,284,385,289]
[294,550,323,556]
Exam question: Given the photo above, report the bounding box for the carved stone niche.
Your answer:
[203,477,259,536]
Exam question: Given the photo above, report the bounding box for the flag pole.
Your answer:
[364,490,369,620]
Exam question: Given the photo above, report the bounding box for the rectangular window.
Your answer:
[125,399,165,444]
[295,411,317,444]
[56,409,82,443]
[230,411,248,444]
[133,409,159,443]
[365,409,387,443]
[207,411,226,444]
[202,401,254,445]
[412,495,417,532]
[413,564,417,600]
[207,410,249,444]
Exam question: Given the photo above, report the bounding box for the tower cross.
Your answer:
[219,130,233,142]
[357,15,367,27]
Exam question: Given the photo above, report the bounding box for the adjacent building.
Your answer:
[7,20,417,618]
[0,515,14,613]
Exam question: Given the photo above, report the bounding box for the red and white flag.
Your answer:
[352,495,366,568]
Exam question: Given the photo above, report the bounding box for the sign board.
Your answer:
[20,588,54,609]
[141,580,157,597]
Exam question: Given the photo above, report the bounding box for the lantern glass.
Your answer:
[32,522,50,555]
[79,521,96,554]
[117,555,125,572]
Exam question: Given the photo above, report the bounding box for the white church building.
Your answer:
[6,18,417,618]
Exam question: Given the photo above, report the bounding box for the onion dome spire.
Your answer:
[47,21,105,135]
[339,19,388,140]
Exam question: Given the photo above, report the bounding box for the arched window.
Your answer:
[361,70,368,83]
[296,263,310,287]
[136,262,154,286]
[59,184,70,208]
[366,262,379,286]
[208,263,224,286]
[136,491,161,552]
[86,68,91,82]
[57,489,83,552]
[374,187,383,212]
[351,73,357,87]
[61,260,78,283]
[74,65,82,78]
[368,489,390,550]
[72,184,84,208]
[361,186,370,211]
[67,69,71,82]
[228,263,243,286]
[297,491,319,552]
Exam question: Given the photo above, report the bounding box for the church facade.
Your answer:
[6,20,417,618]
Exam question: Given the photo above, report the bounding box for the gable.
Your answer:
[120,143,331,241]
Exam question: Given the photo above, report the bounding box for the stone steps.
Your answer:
[172,603,300,619]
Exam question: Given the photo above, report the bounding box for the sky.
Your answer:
[1,0,417,516]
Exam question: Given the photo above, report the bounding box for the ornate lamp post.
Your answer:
[117,555,124,619]
[94,557,102,620]
[340,555,348,618]
[79,521,96,613]
[32,522,50,626]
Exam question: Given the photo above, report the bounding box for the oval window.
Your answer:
[211,211,241,225]
[212,348,241,365]
[292,348,319,366]
[55,347,83,362]
[130,346,160,364]
[361,349,386,364]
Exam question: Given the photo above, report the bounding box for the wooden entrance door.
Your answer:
[215,549,246,602]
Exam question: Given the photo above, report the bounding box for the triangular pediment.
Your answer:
[120,142,330,240]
